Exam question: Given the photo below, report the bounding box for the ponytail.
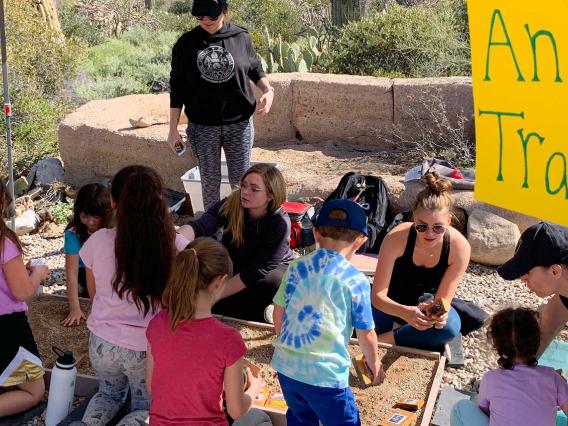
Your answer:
[162,237,233,330]
[413,172,453,213]
[111,165,176,316]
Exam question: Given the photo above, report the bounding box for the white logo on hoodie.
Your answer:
[197,46,235,83]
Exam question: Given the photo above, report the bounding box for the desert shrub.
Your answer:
[389,90,475,168]
[75,0,159,37]
[322,0,470,77]
[168,0,192,14]
[59,0,107,46]
[230,0,302,50]
[0,0,81,177]
[50,201,74,225]
[76,26,178,100]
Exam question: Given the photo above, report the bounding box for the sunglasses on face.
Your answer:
[196,14,221,21]
[415,223,447,234]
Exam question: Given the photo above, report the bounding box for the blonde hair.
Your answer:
[220,164,286,247]
[162,237,233,330]
[413,172,453,213]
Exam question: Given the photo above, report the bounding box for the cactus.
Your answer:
[331,0,372,27]
[260,27,324,73]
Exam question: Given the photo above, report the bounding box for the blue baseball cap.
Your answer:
[316,199,368,235]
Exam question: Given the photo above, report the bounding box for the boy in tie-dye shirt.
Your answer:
[271,199,385,426]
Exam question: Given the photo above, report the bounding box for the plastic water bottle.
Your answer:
[45,347,77,426]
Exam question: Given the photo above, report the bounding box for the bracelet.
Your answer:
[263,86,275,94]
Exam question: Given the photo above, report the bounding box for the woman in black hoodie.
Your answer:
[168,0,275,211]
[178,164,294,322]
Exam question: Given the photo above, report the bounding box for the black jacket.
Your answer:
[170,23,266,125]
[190,200,294,287]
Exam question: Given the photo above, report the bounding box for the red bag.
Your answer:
[282,202,315,249]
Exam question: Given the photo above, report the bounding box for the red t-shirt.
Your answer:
[146,311,247,426]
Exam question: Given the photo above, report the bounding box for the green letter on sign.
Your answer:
[479,110,525,182]
[525,25,563,82]
[484,9,525,82]
[545,153,568,199]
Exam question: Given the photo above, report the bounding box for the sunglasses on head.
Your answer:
[415,223,447,234]
[196,14,221,21]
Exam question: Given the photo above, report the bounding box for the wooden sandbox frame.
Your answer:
[38,295,445,425]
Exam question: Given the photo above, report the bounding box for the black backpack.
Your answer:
[325,173,392,254]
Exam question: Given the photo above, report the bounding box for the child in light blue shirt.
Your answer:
[272,199,385,426]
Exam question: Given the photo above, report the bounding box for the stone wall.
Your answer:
[59,73,473,191]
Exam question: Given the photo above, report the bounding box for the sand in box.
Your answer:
[28,297,438,425]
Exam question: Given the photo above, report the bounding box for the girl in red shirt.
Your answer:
[146,237,263,425]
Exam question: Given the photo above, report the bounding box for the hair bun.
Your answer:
[423,172,452,195]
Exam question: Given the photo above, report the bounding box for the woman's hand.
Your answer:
[404,305,434,331]
[167,128,185,155]
[62,306,87,327]
[432,310,449,329]
[256,90,274,116]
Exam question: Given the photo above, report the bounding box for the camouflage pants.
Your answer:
[81,333,149,426]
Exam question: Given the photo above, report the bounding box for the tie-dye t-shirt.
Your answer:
[271,248,374,388]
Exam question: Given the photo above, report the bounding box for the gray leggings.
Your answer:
[187,117,254,210]
[81,333,149,426]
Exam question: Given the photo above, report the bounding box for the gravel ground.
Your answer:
[20,231,568,424]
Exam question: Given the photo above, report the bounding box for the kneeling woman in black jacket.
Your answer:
[178,163,294,322]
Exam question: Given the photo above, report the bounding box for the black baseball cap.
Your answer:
[192,0,227,18]
[497,221,568,280]
[316,199,368,235]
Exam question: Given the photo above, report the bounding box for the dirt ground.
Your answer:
[251,140,414,200]
[27,296,94,376]
[27,299,439,426]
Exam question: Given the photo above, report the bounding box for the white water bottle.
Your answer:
[45,347,77,426]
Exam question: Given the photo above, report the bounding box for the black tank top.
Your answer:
[386,226,450,307]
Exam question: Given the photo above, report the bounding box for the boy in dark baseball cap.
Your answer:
[271,199,384,425]
[498,221,568,354]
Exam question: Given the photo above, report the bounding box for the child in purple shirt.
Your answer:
[451,307,568,426]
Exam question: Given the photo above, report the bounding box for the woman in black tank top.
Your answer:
[370,173,471,351]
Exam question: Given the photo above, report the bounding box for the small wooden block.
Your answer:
[265,392,288,411]
[394,398,425,411]
[379,409,416,426]
[252,386,270,408]
[354,354,372,385]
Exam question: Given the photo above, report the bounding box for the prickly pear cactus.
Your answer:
[261,26,323,73]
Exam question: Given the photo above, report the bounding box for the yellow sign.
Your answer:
[468,1,568,226]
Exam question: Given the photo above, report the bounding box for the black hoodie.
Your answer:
[170,23,266,126]
[190,199,295,287]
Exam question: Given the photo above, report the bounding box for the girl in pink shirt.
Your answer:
[79,166,188,425]
[451,307,568,426]
[0,182,49,416]
[146,237,263,426]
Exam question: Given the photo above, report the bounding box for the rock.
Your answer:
[14,176,29,197]
[27,157,65,188]
[12,209,40,235]
[467,209,521,266]
[15,195,34,217]
[38,222,65,239]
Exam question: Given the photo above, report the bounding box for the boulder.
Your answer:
[292,73,393,147]
[467,209,520,266]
